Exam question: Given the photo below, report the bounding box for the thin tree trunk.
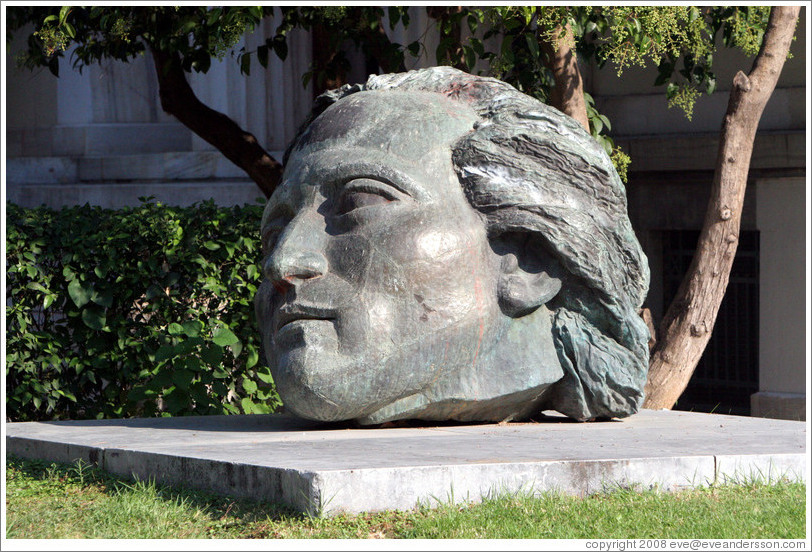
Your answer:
[311,23,348,98]
[355,10,407,74]
[150,48,282,199]
[541,24,590,131]
[311,10,404,98]
[643,6,800,409]
[426,6,466,70]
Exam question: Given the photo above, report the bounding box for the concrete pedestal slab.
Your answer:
[5,409,806,516]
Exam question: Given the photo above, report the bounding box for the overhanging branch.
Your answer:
[150,48,282,199]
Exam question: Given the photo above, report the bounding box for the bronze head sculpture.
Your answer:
[256,67,650,424]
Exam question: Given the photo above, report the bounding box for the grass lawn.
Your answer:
[4,454,807,540]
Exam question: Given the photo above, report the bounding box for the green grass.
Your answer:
[4,455,807,539]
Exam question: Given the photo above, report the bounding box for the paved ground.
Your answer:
[6,409,807,516]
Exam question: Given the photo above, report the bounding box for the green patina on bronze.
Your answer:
[255,67,650,424]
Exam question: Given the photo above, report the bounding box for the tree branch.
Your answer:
[426,6,466,71]
[311,22,348,97]
[150,47,282,199]
[643,6,800,409]
[358,11,407,73]
[540,23,590,132]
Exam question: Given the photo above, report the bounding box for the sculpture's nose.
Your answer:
[264,212,328,288]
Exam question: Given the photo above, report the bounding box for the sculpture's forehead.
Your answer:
[296,90,478,160]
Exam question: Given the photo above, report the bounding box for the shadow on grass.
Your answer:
[6,453,310,528]
[7,453,806,540]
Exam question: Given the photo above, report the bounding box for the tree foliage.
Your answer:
[7,7,287,196]
[463,6,774,109]
[271,6,413,90]
[421,6,775,175]
[7,7,273,75]
[8,5,775,186]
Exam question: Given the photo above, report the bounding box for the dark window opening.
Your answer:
[661,230,759,415]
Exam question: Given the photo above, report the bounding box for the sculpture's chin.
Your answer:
[268,312,497,423]
[271,347,404,422]
[271,350,368,422]
[277,384,354,422]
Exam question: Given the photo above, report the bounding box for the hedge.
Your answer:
[5,199,281,422]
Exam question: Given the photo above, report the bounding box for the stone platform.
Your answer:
[5,409,807,516]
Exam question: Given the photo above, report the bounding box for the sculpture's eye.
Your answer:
[261,218,288,256]
[335,178,397,216]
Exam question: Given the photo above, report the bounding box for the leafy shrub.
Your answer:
[5,199,281,421]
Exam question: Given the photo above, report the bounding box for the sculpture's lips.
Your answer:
[274,304,336,333]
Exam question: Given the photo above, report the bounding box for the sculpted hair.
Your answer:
[286,67,651,420]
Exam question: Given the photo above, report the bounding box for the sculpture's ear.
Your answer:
[496,236,562,318]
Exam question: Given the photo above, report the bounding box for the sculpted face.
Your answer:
[256,90,564,423]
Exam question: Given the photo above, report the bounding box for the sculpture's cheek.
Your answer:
[365,300,392,332]
[408,223,498,317]
[352,228,490,330]
[415,229,465,259]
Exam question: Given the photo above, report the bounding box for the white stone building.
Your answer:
[4,8,808,420]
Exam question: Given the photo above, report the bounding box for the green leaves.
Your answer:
[524,34,540,60]
[268,35,288,61]
[81,308,106,331]
[58,6,71,25]
[5,199,280,422]
[239,52,251,76]
[212,325,239,347]
[182,320,204,337]
[10,5,777,141]
[242,378,258,394]
[257,44,269,67]
[68,279,91,308]
[10,6,272,78]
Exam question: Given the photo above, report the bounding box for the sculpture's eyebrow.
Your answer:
[332,162,418,199]
[298,149,432,202]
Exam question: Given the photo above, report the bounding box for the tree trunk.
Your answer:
[540,24,590,132]
[311,22,349,98]
[354,10,407,74]
[643,6,800,409]
[426,7,466,71]
[311,10,405,98]
[150,48,282,199]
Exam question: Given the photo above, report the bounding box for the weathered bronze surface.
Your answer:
[255,67,650,424]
